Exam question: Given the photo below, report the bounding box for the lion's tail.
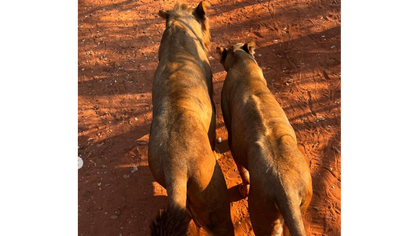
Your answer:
[276,196,306,236]
[150,203,190,236]
[150,174,190,236]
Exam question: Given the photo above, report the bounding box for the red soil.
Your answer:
[78,0,341,235]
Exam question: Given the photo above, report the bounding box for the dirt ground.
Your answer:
[78,0,341,235]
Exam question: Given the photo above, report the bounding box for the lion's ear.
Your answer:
[158,10,169,19]
[194,1,210,19]
[216,46,228,62]
[243,41,256,55]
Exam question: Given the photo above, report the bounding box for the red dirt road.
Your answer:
[78,0,341,235]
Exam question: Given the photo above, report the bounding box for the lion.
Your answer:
[148,2,234,235]
[217,42,313,236]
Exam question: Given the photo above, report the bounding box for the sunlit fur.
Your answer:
[148,2,234,236]
[218,42,313,236]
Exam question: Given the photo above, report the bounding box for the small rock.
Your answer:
[317,116,326,121]
[78,157,83,169]
[137,141,147,145]
[111,215,118,220]
[97,182,102,187]
[332,146,341,153]
[217,137,222,143]
[123,174,130,179]
[131,165,138,173]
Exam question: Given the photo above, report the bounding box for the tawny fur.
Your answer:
[218,42,313,236]
[148,2,234,236]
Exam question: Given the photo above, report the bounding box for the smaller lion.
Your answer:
[218,42,313,236]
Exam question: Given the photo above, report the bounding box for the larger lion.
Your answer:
[148,2,234,236]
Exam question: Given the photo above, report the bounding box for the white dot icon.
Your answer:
[76,157,83,170]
